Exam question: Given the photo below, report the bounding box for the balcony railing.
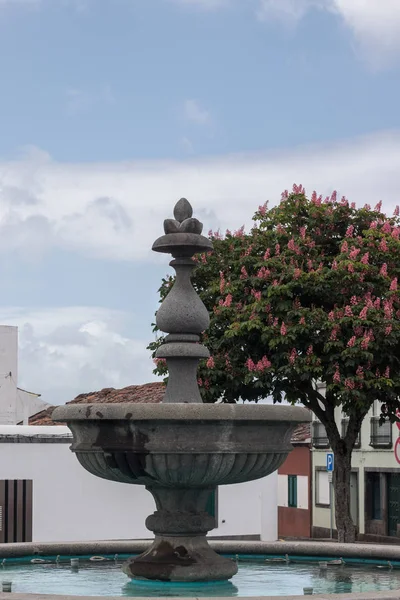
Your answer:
[341,418,361,448]
[370,416,392,449]
[312,421,329,448]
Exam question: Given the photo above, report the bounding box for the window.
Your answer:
[312,421,329,448]
[0,480,33,543]
[316,470,330,506]
[370,417,392,448]
[288,475,297,508]
[205,488,218,520]
[341,418,361,448]
[369,473,382,520]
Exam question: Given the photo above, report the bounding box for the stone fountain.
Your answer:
[52,198,310,583]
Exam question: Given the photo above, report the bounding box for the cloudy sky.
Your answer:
[1,0,400,404]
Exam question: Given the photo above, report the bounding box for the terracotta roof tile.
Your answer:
[27,382,166,425]
[291,422,311,444]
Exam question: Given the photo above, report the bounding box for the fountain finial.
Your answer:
[153,199,213,403]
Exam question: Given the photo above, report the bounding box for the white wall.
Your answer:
[0,427,278,543]
[0,326,18,424]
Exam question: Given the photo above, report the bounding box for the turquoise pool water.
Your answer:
[1,559,400,597]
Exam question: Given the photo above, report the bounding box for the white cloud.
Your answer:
[1,131,400,262]
[1,307,158,405]
[257,0,400,64]
[183,99,210,124]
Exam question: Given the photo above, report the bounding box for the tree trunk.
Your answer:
[333,443,356,543]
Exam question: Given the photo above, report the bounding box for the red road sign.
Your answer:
[395,437,400,465]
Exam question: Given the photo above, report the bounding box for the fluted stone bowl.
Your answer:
[52,403,310,582]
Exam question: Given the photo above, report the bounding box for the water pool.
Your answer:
[1,559,400,597]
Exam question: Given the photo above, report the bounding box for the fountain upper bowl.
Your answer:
[52,403,310,488]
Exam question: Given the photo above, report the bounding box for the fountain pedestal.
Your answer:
[124,486,236,581]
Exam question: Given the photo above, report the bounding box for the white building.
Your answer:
[0,425,278,544]
[312,399,400,541]
[0,325,49,425]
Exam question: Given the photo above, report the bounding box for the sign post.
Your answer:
[326,453,334,539]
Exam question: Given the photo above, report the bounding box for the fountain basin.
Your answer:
[52,403,310,581]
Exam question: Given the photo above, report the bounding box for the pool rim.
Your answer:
[0,540,400,600]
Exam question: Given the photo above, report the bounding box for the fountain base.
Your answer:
[123,535,238,582]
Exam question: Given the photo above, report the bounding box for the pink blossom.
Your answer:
[328,310,335,321]
[364,204,371,211]
[234,225,245,238]
[376,369,381,378]
[289,348,297,365]
[299,316,306,325]
[225,229,232,237]
[240,266,248,279]
[374,297,381,308]
[201,254,207,264]
[385,325,392,335]
[356,366,364,379]
[220,271,226,294]
[350,296,358,305]
[224,294,233,307]
[264,248,271,260]
[380,238,388,252]
[361,335,370,350]
[330,327,338,341]
[277,224,285,234]
[341,241,349,253]
[280,322,287,336]
[245,358,255,372]
[275,243,280,256]
[359,306,368,319]
[345,305,353,317]
[333,368,341,383]
[258,202,268,216]
[294,268,301,279]
[370,221,378,229]
[300,226,306,239]
[351,202,356,209]
[243,244,253,257]
[348,264,354,273]
[307,259,313,271]
[204,379,210,390]
[345,225,354,237]
[374,201,382,212]
[197,378,203,387]
[153,358,167,367]
[288,238,296,251]
[293,183,304,194]
[347,336,356,348]
[306,345,313,356]
[272,279,279,287]
[261,356,272,368]
[345,378,355,390]
[341,196,348,206]
[331,190,337,202]
[281,190,289,200]
[384,300,394,319]
[380,263,388,276]
[206,357,215,368]
[390,277,398,291]
[332,260,338,270]
[384,366,390,378]
[361,252,369,264]
[252,290,262,301]
[392,227,400,239]
[382,222,392,233]
[349,247,360,259]
[394,206,400,217]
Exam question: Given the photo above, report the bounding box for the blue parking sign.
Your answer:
[326,453,334,472]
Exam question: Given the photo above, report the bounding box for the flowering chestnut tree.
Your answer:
[149,186,400,543]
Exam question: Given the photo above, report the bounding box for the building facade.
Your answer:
[312,400,400,541]
[278,423,312,538]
